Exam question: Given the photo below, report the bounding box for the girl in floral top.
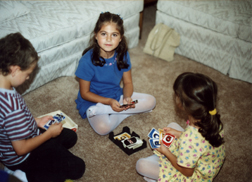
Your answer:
[136,72,225,182]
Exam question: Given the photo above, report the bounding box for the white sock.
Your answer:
[143,176,157,182]
[4,167,28,182]
[13,170,28,182]
[87,103,113,118]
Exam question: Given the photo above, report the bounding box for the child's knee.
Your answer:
[145,94,156,110]
[75,158,85,179]
[136,158,147,175]
[92,122,112,135]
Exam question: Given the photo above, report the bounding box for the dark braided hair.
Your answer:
[0,32,39,76]
[173,72,224,147]
[82,12,129,71]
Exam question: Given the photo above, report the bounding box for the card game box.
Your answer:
[38,110,78,132]
[109,126,147,155]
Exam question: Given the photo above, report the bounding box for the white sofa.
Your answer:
[0,1,143,94]
[156,0,252,83]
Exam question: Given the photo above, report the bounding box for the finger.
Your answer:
[45,115,54,120]
[163,127,171,132]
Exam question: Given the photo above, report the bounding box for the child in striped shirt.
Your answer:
[0,32,85,182]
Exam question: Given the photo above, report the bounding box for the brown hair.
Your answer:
[173,72,224,147]
[82,12,129,70]
[0,32,39,76]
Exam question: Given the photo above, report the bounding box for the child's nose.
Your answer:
[106,36,111,41]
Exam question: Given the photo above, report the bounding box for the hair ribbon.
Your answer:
[209,108,217,115]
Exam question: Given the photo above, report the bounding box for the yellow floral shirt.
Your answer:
[154,125,225,182]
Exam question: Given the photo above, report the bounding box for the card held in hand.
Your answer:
[162,133,175,148]
[148,128,175,149]
[39,110,78,132]
[149,138,160,149]
[44,113,66,130]
[148,128,159,139]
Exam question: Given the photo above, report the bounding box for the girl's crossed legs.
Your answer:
[87,92,156,135]
[135,122,184,182]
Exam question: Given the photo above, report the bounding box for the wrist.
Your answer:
[123,96,132,103]
[123,96,130,100]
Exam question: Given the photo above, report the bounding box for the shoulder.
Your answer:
[125,51,130,60]
[181,125,198,138]
[83,49,93,58]
[122,51,131,68]
[78,49,94,68]
[179,126,205,148]
[80,49,93,63]
[0,88,23,110]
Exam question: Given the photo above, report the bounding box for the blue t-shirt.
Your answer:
[75,49,131,118]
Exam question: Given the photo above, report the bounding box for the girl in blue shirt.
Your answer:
[75,12,156,135]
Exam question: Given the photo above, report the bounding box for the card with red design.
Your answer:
[162,133,175,148]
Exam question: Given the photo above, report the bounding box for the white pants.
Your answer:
[135,122,184,181]
[86,92,156,135]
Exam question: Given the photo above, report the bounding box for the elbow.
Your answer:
[180,167,194,177]
[183,170,194,177]
[15,148,28,156]
[184,173,193,177]
[80,91,89,100]
[16,150,27,156]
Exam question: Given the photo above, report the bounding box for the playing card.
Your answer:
[162,133,175,148]
[148,128,159,139]
[128,139,143,149]
[122,137,143,149]
[44,113,66,130]
[158,129,163,144]
[149,138,160,149]
[114,132,131,141]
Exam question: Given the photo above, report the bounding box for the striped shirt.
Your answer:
[0,88,40,166]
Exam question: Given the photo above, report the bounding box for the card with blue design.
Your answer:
[148,128,175,149]
[149,138,160,149]
[39,110,78,132]
[44,113,66,130]
[148,128,159,139]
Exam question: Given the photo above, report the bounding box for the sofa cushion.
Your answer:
[0,1,143,53]
[157,0,252,43]
[0,1,30,22]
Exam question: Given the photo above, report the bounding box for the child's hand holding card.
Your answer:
[44,113,66,130]
[162,133,175,148]
[148,128,175,149]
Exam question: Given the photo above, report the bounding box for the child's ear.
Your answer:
[10,65,21,77]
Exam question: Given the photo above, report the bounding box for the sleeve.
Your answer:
[125,51,131,71]
[75,51,95,81]
[5,109,38,141]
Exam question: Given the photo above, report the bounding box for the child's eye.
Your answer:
[112,33,118,37]
[101,32,106,36]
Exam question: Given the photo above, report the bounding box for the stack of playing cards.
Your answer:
[148,128,175,149]
[109,126,147,155]
[114,132,144,150]
[44,113,66,130]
